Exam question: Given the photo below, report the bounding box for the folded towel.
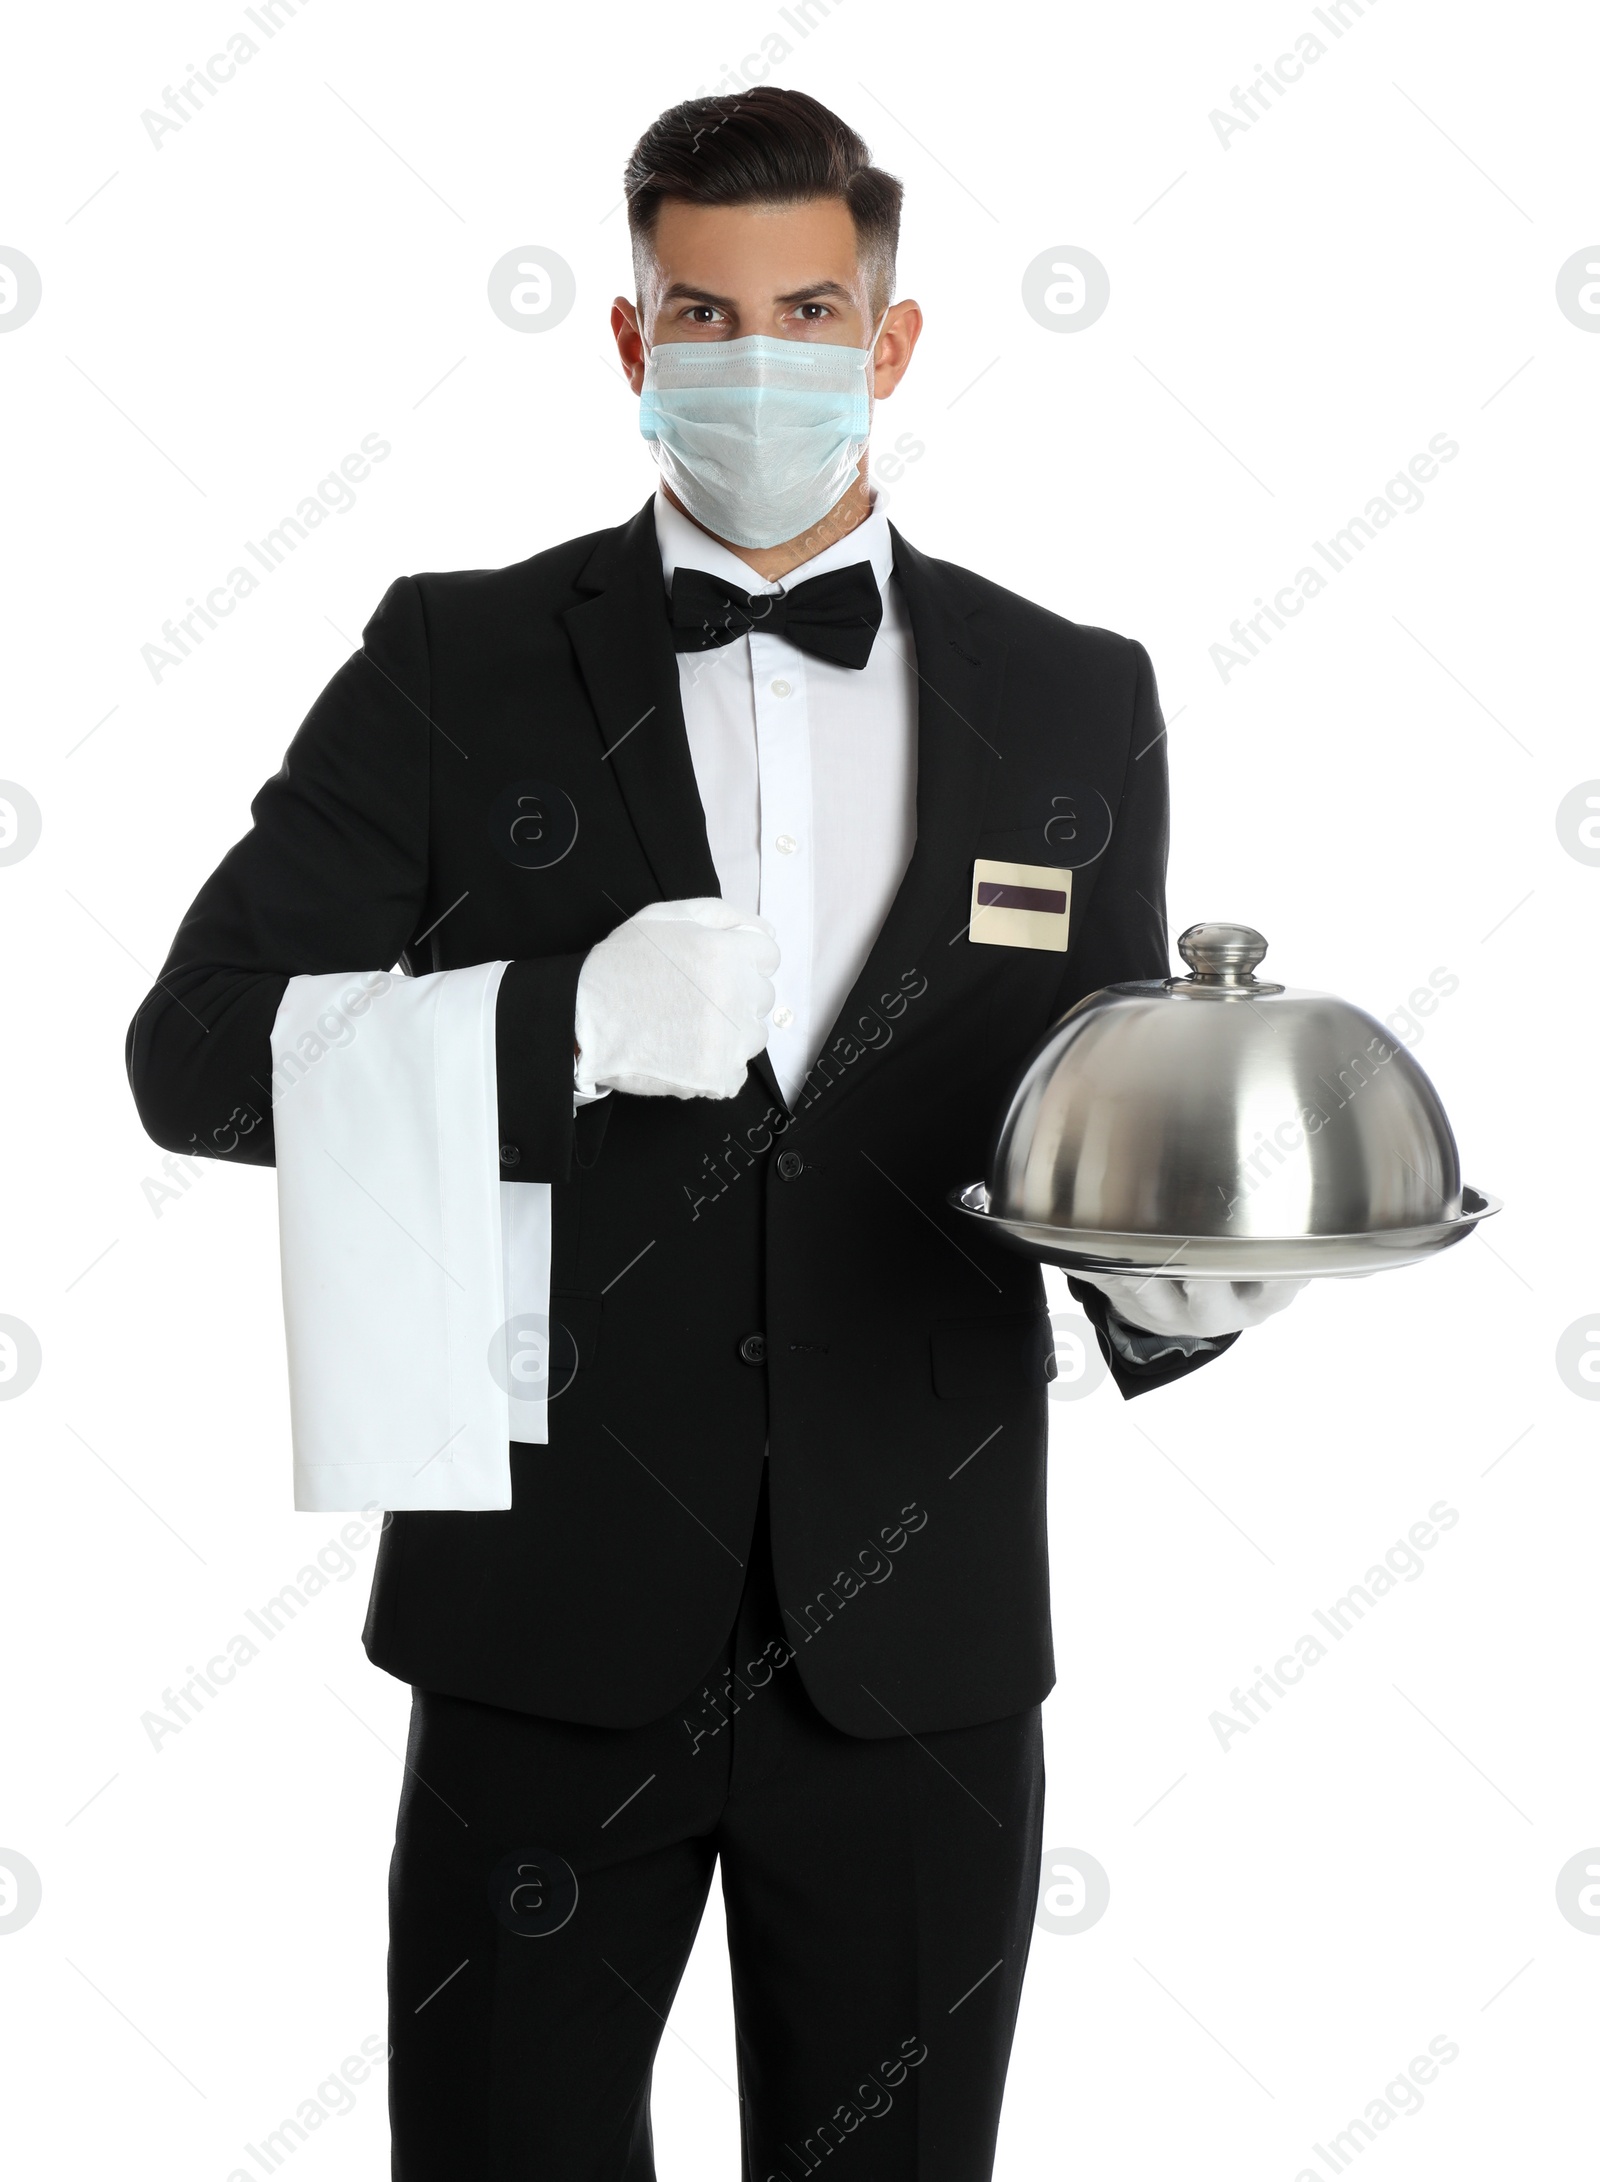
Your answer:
[271,961,548,1511]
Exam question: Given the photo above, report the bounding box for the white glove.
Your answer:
[573,897,778,1100]
[1076,1273,1307,1339]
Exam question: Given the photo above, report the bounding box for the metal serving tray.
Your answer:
[948,1180,1502,1281]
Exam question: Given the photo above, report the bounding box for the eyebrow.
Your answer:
[656,278,856,311]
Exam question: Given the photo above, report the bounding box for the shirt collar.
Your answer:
[653,486,894,601]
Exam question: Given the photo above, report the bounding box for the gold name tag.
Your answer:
[968,858,1073,952]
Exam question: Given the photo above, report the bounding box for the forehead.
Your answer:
[646,196,865,297]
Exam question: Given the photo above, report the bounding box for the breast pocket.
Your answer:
[972,821,1072,867]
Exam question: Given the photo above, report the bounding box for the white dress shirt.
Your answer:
[654,488,919,1108]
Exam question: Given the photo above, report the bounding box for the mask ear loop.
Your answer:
[862,303,892,446]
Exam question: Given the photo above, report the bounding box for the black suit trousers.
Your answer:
[388,1473,1045,2180]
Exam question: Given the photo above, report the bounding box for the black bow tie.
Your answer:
[669,561,883,670]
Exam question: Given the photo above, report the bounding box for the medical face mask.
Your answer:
[637,317,886,550]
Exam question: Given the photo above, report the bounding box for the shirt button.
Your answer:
[776,1150,805,1181]
[772,1004,794,1029]
[739,1333,767,1365]
[770,678,792,697]
[499,1143,520,1166]
[774,833,798,855]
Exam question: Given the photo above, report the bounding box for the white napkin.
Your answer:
[270,962,549,1512]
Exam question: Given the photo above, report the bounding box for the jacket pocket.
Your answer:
[930,1311,1054,1399]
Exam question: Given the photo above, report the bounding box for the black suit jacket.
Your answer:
[127,498,1234,1737]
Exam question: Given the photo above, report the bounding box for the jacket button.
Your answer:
[499,1143,520,1166]
[776,1149,804,1181]
[739,1333,767,1365]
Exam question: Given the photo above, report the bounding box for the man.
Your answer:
[128,87,1298,2182]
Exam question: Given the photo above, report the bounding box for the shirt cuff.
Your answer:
[573,1047,610,1112]
[1099,1304,1220,1369]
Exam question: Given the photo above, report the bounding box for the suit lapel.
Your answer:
[562,498,785,1112]
[563,499,723,904]
[788,526,1007,1131]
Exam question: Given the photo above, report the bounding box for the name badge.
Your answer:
[968,858,1072,952]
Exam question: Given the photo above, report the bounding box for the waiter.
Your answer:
[128,87,1300,2182]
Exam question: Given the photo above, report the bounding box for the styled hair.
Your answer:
[624,88,903,316]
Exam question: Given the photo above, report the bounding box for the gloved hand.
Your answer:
[1075,1273,1307,1339]
[573,897,779,1100]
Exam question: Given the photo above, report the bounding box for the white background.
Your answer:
[2,1,1596,2175]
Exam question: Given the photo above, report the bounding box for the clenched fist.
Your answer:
[574,898,779,1100]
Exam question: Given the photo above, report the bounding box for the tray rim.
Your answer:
[948,1181,1501,1277]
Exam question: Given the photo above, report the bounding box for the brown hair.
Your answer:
[624,88,903,316]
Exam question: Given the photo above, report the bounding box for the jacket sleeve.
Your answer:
[1054,637,1241,1399]
[124,576,586,1182]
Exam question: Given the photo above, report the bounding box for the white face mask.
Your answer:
[638,314,887,550]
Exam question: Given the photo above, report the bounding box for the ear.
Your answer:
[611,297,647,394]
[872,300,923,399]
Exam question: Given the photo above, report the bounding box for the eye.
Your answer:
[681,304,724,326]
